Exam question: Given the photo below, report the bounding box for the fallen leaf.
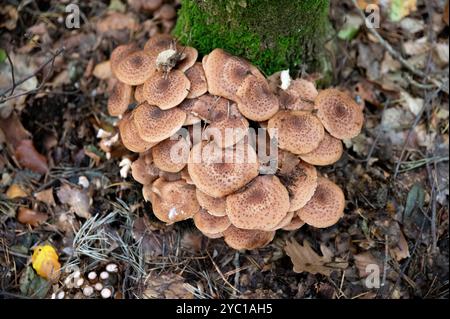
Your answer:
[433,42,449,67]
[15,139,49,174]
[0,112,31,148]
[93,60,112,80]
[354,251,384,278]
[57,184,92,219]
[285,239,348,276]
[390,230,410,261]
[143,273,194,299]
[404,183,425,218]
[389,0,417,22]
[403,37,430,56]
[19,266,51,298]
[400,17,425,34]
[17,207,48,227]
[34,188,56,206]
[381,52,401,74]
[31,245,61,282]
[338,14,362,41]
[6,184,28,199]
[400,91,424,116]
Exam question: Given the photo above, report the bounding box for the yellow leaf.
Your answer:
[390,0,417,22]
[6,184,28,199]
[31,245,61,281]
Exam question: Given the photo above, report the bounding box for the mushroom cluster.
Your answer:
[108,34,364,250]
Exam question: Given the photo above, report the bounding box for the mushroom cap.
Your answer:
[203,48,264,101]
[132,102,186,143]
[281,215,305,231]
[223,225,275,250]
[267,110,325,155]
[134,84,145,103]
[188,141,259,198]
[193,209,231,234]
[278,160,318,212]
[297,177,345,228]
[180,167,194,185]
[177,46,198,72]
[280,78,318,111]
[236,75,279,121]
[148,178,200,224]
[300,132,343,166]
[151,135,191,173]
[185,62,208,99]
[144,34,175,52]
[131,153,160,185]
[118,113,156,153]
[114,50,156,85]
[203,101,249,148]
[142,69,190,110]
[268,211,295,231]
[107,81,132,116]
[156,3,176,20]
[226,175,290,231]
[110,43,139,77]
[195,188,227,217]
[179,99,202,125]
[201,231,224,239]
[314,88,364,140]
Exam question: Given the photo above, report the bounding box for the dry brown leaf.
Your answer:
[0,113,31,149]
[15,139,49,174]
[0,5,18,30]
[285,239,348,276]
[6,184,28,199]
[444,0,449,25]
[390,231,410,261]
[34,188,56,206]
[142,273,194,299]
[57,184,92,219]
[354,251,383,278]
[17,207,48,227]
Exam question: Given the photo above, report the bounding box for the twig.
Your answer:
[4,51,16,96]
[0,47,65,105]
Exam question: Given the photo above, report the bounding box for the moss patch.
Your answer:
[173,0,331,75]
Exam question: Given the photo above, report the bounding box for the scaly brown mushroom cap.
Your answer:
[142,70,190,110]
[132,102,186,143]
[300,132,343,166]
[151,135,191,173]
[110,43,139,77]
[281,215,305,231]
[118,113,156,153]
[193,209,231,234]
[280,78,318,111]
[134,84,145,103]
[185,62,208,99]
[203,48,264,101]
[315,88,364,140]
[223,225,275,250]
[236,75,279,121]
[278,160,318,212]
[268,211,295,231]
[179,98,202,125]
[267,110,325,155]
[226,175,290,231]
[144,33,175,52]
[195,188,227,217]
[114,50,156,85]
[107,81,132,116]
[131,153,160,185]
[177,46,198,72]
[203,101,249,148]
[297,177,345,228]
[148,178,200,224]
[188,141,259,198]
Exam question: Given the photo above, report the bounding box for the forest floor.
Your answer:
[0,0,448,299]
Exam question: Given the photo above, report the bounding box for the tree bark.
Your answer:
[173,0,331,75]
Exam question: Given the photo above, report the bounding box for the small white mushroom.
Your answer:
[75,278,85,288]
[57,291,65,299]
[101,287,112,299]
[83,286,94,297]
[106,263,118,273]
[95,282,104,291]
[100,271,109,280]
[87,271,97,281]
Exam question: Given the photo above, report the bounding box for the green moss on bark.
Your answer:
[173,0,331,75]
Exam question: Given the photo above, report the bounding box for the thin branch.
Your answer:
[4,51,16,96]
[0,47,65,105]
